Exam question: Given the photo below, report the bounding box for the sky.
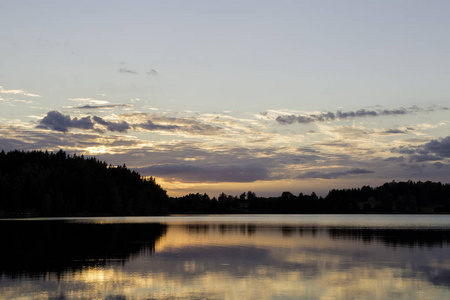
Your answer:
[1,0,449,197]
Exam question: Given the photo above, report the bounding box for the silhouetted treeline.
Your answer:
[0,150,168,217]
[2,150,450,216]
[169,181,450,213]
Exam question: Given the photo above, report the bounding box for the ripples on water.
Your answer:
[1,215,450,299]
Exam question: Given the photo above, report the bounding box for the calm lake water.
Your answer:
[1,214,450,299]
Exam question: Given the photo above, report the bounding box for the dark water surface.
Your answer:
[1,214,450,299]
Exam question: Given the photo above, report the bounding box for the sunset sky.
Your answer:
[1,0,449,197]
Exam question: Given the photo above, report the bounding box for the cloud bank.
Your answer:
[392,135,450,162]
[36,111,223,135]
[275,106,443,125]
[136,163,269,183]
[92,116,131,132]
[78,104,131,109]
[37,111,94,132]
[296,168,375,180]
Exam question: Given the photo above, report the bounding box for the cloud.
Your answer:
[77,104,131,109]
[399,163,425,175]
[0,86,40,97]
[296,168,375,179]
[132,114,223,135]
[138,120,180,131]
[37,111,94,132]
[392,135,450,161]
[275,107,431,125]
[383,129,408,134]
[36,110,224,136]
[383,156,405,163]
[409,154,442,163]
[119,62,137,74]
[36,111,130,133]
[433,162,445,169]
[92,116,130,132]
[136,163,269,183]
[68,98,109,105]
[424,136,450,158]
[119,67,138,74]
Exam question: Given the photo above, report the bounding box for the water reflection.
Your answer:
[1,215,450,299]
[0,221,166,277]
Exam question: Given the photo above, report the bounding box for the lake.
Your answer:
[1,214,450,299]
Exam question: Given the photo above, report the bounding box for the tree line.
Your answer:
[170,181,450,214]
[0,150,168,217]
[1,150,449,216]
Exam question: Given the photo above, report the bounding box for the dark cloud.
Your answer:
[0,137,36,151]
[400,163,425,175]
[383,156,405,163]
[347,168,375,174]
[424,136,450,158]
[391,136,450,163]
[384,129,408,134]
[92,116,130,132]
[77,104,131,109]
[298,147,320,153]
[289,154,321,164]
[37,111,133,133]
[433,162,444,169]
[37,110,223,136]
[392,145,423,155]
[378,108,409,115]
[147,69,158,76]
[336,109,378,119]
[136,163,269,183]
[134,116,222,135]
[138,120,180,131]
[409,154,442,163]
[296,168,374,179]
[276,107,431,125]
[37,111,94,132]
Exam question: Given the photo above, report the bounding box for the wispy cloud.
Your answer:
[147,69,158,76]
[0,86,40,97]
[119,62,138,74]
[68,98,109,105]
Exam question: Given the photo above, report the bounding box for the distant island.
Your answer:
[0,150,449,217]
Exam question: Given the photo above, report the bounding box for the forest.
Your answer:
[170,181,450,214]
[0,150,168,217]
[1,150,449,217]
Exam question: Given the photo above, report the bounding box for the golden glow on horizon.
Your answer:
[156,177,371,198]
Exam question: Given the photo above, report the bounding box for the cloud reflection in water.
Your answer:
[1,216,450,299]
